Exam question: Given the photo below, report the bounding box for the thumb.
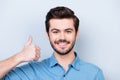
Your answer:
[25,36,33,46]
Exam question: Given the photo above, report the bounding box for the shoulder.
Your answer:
[28,58,50,68]
[79,59,103,73]
[77,59,104,79]
[75,52,102,73]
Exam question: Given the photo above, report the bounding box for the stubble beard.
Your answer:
[49,39,76,55]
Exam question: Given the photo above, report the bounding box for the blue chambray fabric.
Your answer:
[1,52,105,80]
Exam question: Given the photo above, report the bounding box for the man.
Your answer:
[0,6,105,80]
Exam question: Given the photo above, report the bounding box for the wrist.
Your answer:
[13,52,24,64]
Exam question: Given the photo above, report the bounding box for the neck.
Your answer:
[54,50,75,71]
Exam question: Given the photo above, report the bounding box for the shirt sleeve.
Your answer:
[1,63,36,80]
[95,69,105,80]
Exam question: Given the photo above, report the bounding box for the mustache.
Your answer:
[55,39,70,44]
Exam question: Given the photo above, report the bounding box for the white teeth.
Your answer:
[58,42,67,47]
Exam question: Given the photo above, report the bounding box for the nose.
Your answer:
[60,32,65,40]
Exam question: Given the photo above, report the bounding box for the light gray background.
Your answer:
[0,0,120,80]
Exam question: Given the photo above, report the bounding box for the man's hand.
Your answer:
[17,36,40,62]
[0,36,40,78]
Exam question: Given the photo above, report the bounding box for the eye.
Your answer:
[66,30,72,33]
[51,29,60,34]
[53,31,58,33]
[52,30,59,34]
[65,28,73,34]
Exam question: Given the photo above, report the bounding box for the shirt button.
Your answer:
[63,75,65,77]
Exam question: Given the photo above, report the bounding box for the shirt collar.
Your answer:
[49,52,81,71]
[71,52,81,71]
[49,54,58,68]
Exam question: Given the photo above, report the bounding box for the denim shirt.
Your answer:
[1,52,105,80]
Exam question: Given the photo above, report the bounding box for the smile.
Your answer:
[56,42,70,49]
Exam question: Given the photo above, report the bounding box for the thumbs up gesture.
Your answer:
[18,36,40,62]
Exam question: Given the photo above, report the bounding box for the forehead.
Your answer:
[49,18,74,30]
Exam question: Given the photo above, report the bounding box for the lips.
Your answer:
[56,42,70,49]
[55,39,70,48]
[57,42,67,48]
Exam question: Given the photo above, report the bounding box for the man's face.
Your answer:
[48,18,78,55]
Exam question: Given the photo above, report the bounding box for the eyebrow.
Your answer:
[50,28,74,32]
[50,28,59,32]
[65,28,74,31]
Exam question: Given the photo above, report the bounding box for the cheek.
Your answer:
[67,34,76,41]
[49,34,57,42]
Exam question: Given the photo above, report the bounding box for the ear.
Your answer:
[46,32,49,39]
[76,28,79,39]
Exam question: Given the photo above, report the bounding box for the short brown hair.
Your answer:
[45,6,80,33]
